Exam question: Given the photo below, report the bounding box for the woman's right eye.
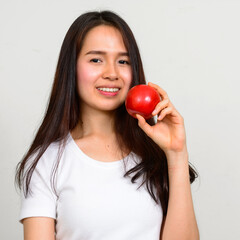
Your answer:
[90,58,101,63]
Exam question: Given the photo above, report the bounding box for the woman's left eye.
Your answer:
[119,60,130,65]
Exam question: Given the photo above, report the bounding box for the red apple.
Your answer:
[125,84,161,119]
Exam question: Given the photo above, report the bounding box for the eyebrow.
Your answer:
[85,50,129,56]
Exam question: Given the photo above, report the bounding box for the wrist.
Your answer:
[165,147,189,172]
[165,145,188,159]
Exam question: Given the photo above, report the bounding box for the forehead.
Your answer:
[81,25,127,53]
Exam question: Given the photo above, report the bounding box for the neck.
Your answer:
[71,107,116,139]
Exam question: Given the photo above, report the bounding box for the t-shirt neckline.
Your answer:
[67,132,130,168]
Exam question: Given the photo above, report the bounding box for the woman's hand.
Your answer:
[136,82,187,156]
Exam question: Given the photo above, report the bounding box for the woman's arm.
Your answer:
[161,149,199,240]
[23,217,56,240]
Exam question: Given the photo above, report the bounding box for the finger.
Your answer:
[148,82,169,100]
[136,114,153,137]
[157,106,173,121]
[152,98,170,116]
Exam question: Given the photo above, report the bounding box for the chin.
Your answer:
[99,103,124,112]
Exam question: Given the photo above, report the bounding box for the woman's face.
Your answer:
[76,25,132,113]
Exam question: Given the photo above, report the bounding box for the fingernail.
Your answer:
[152,110,157,115]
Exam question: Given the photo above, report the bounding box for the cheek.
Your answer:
[77,64,100,88]
[121,69,132,88]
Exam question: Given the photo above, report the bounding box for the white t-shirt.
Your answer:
[19,133,163,240]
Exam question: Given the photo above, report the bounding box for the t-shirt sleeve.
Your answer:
[19,152,58,223]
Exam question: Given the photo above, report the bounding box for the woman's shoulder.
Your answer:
[124,151,142,169]
[27,134,72,169]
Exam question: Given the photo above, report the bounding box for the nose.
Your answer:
[102,62,118,80]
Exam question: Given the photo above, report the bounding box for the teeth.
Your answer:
[97,87,119,92]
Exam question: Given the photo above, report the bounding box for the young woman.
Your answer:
[15,10,199,240]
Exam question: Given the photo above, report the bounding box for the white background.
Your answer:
[1,0,240,239]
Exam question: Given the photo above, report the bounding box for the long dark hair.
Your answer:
[15,10,198,217]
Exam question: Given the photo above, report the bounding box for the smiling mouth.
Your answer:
[96,87,120,92]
